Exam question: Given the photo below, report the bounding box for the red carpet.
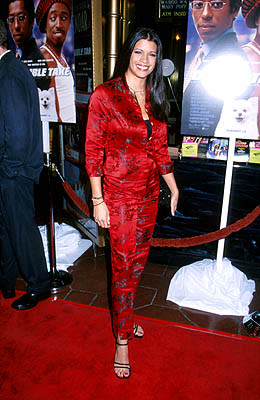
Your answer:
[0,294,259,400]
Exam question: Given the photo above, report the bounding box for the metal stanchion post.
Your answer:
[42,121,73,292]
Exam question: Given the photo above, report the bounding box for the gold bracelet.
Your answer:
[92,195,103,200]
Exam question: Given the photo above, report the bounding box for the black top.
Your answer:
[144,119,152,140]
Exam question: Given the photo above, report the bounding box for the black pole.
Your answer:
[45,153,73,292]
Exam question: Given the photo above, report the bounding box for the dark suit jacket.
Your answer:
[181,32,252,137]
[0,51,43,182]
[20,36,44,63]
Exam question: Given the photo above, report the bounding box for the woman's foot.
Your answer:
[134,324,144,338]
[114,339,131,379]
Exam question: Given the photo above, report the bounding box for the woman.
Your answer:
[85,27,179,379]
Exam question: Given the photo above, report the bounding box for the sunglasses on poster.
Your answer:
[7,14,28,24]
[191,1,228,11]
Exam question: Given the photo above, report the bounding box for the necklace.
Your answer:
[128,85,145,94]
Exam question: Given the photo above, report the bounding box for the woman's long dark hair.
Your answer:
[113,27,170,122]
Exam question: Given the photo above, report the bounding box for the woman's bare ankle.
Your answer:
[117,337,128,345]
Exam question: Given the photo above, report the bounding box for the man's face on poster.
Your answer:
[46,3,71,49]
[8,0,33,48]
[191,0,239,43]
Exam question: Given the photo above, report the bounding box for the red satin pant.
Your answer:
[105,190,158,340]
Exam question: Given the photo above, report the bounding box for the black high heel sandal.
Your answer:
[134,324,144,339]
[114,342,131,379]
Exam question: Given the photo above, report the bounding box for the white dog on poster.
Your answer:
[38,87,58,122]
[214,97,259,140]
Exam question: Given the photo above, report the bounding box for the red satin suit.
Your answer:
[85,76,173,340]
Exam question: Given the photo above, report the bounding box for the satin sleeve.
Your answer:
[152,121,174,175]
[85,86,110,177]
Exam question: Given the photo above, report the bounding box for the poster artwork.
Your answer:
[7,0,76,123]
[73,0,93,103]
[181,1,260,140]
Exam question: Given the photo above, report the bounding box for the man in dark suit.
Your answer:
[181,0,251,136]
[0,18,50,309]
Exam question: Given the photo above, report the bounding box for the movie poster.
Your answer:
[181,2,260,141]
[7,0,76,123]
[157,0,188,19]
[73,0,93,103]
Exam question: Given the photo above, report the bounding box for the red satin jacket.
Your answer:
[85,76,173,194]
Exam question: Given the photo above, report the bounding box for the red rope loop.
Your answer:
[151,206,260,248]
[60,174,259,249]
[62,181,90,217]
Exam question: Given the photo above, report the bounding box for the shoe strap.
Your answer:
[114,362,130,369]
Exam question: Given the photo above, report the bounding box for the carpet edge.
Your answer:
[15,290,260,343]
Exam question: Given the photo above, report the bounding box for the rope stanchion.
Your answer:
[165,205,258,316]
[151,205,260,248]
[162,136,257,316]
[44,158,73,292]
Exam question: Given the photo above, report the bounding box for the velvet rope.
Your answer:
[151,206,260,248]
[60,173,260,249]
[62,181,90,217]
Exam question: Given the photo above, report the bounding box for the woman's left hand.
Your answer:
[170,190,179,216]
[161,172,179,216]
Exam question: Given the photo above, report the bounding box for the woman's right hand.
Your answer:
[93,201,110,229]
